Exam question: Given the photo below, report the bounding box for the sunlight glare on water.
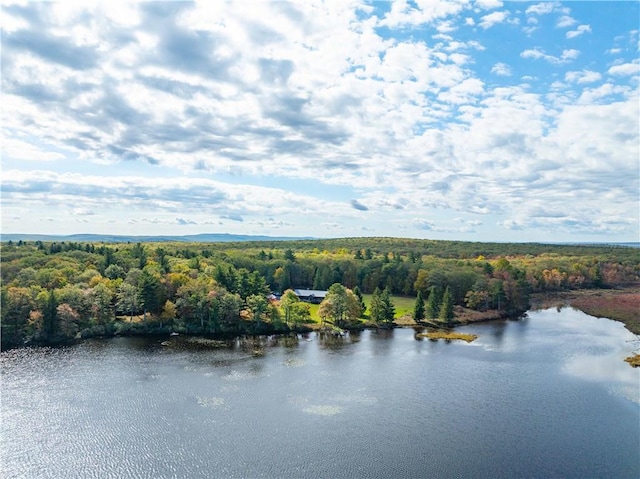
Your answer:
[1,308,638,479]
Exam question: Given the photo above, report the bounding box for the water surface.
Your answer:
[2,307,639,478]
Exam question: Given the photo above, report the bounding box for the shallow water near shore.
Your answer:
[2,307,639,478]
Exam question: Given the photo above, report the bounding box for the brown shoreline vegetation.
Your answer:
[529,286,640,335]
[624,354,640,368]
[394,287,640,334]
[416,331,478,343]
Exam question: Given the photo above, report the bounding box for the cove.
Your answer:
[1,307,638,478]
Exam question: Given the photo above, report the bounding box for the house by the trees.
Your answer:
[292,289,328,304]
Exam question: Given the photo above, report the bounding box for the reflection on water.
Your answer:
[1,308,638,479]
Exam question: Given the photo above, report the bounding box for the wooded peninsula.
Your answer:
[1,237,638,349]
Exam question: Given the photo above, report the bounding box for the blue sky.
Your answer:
[1,1,638,242]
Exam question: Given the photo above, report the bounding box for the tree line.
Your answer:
[1,238,638,347]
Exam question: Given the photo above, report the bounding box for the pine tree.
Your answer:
[439,286,454,323]
[369,287,384,324]
[353,286,366,316]
[413,291,425,323]
[381,287,395,324]
[426,286,442,320]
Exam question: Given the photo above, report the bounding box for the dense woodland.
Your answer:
[1,237,638,348]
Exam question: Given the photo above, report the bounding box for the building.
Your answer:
[292,289,328,304]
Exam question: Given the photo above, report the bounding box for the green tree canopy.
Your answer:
[439,286,454,323]
[413,290,425,323]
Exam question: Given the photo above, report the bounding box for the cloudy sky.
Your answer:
[1,1,638,242]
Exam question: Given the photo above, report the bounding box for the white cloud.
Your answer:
[1,1,638,241]
[521,47,580,64]
[565,70,602,84]
[439,78,485,104]
[491,62,511,76]
[72,208,95,216]
[475,0,503,10]
[413,218,435,231]
[1,137,66,161]
[561,49,580,61]
[608,62,640,76]
[557,15,577,28]
[577,83,629,104]
[566,25,591,39]
[525,2,558,16]
[379,0,467,28]
[478,11,509,29]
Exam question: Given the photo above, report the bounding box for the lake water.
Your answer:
[2,307,639,478]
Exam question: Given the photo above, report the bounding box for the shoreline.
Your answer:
[528,286,640,335]
[393,286,640,335]
[3,287,638,351]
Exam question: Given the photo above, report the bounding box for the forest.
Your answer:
[1,237,638,348]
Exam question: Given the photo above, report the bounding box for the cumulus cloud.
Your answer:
[379,0,468,28]
[1,1,638,241]
[557,15,577,28]
[608,62,640,76]
[478,11,509,29]
[0,170,348,221]
[475,0,503,10]
[566,25,591,39]
[565,70,602,84]
[491,62,511,76]
[525,2,559,16]
[413,218,435,231]
[521,47,580,64]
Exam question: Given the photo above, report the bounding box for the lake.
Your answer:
[1,307,639,478]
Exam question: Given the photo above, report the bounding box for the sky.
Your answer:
[1,0,639,242]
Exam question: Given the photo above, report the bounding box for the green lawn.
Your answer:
[306,294,416,322]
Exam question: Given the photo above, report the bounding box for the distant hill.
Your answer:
[0,233,315,243]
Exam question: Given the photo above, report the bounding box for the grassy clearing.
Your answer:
[361,294,416,318]
[417,331,478,343]
[624,354,640,368]
[305,294,417,323]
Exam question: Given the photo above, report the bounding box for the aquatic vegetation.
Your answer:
[624,354,640,368]
[417,331,478,343]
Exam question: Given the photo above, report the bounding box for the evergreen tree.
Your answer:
[353,285,366,316]
[413,290,425,323]
[370,287,395,325]
[439,286,454,323]
[139,270,161,316]
[380,287,395,324]
[369,287,383,323]
[131,242,147,269]
[425,286,442,320]
[284,249,296,262]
